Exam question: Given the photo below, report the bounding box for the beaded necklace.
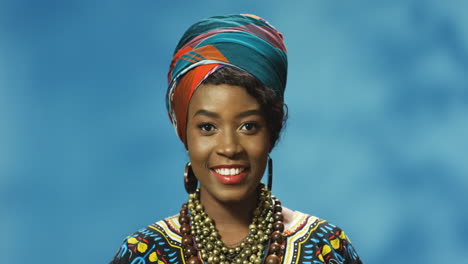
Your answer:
[178,184,285,264]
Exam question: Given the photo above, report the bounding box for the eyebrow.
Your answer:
[193,109,220,118]
[237,109,263,118]
[193,109,263,118]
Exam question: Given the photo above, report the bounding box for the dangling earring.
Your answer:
[267,157,273,191]
[184,162,198,194]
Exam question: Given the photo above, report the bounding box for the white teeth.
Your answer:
[214,167,245,176]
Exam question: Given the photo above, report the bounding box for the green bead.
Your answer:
[181,185,282,264]
[251,246,258,253]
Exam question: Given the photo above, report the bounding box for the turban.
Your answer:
[166,14,288,145]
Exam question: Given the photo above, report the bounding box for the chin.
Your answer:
[204,185,258,205]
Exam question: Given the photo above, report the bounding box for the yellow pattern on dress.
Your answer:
[149,251,165,264]
[137,242,148,253]
[322,244,331,256]
[127,237,138,244]
[318,254,324,262]
[127,236,149,253]
[331,238,341,249]
[149,252,158,262]
[339,231,347,240]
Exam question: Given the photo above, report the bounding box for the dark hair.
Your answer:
[201,66,288,149]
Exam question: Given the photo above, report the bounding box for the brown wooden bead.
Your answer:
[273,212,283,221]
[184,246,197,257]
[268,242,281,254]
[180,224,191,234]
[265,254,281,264]
[187,256,203,264]
[180,208,189,216]
[274,199,281,206]
[271,231,284,243]
[179,215,190,224]
[274,203,282,212]
[273,221,284,232]
[182,235,192,247]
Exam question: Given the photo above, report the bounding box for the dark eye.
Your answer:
[198,123,216,132]
[241,122,258,131]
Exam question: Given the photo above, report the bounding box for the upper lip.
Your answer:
[210,164,248,169]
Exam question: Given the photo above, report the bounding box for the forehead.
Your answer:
[188,83,260,112]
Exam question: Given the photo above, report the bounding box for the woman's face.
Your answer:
[186,83,271,204]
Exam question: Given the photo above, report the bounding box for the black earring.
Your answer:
[267,157,273,191]
[184,162,198,194]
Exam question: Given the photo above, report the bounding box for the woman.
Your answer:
[110,14,362,264]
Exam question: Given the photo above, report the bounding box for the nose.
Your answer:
[216,130,243,158]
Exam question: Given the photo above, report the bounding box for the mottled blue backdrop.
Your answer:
[1,0,467,263]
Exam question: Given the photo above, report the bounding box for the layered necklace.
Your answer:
[178,184,285,264]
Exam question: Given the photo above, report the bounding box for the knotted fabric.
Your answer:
[166,14,287,146]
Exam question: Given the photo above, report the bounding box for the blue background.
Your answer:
[1,0,467,263]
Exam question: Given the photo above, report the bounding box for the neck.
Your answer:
[198,187,258,245]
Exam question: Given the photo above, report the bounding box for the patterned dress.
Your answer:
[110,211,362,264]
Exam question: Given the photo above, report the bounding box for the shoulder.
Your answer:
[284,211,362,264]
[109,215,184,264]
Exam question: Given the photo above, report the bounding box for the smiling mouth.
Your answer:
[210,166,249,184]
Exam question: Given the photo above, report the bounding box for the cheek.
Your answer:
[186,131,213,165]
[243,136,270,159]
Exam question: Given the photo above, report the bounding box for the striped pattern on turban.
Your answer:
[166,14,288,145]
